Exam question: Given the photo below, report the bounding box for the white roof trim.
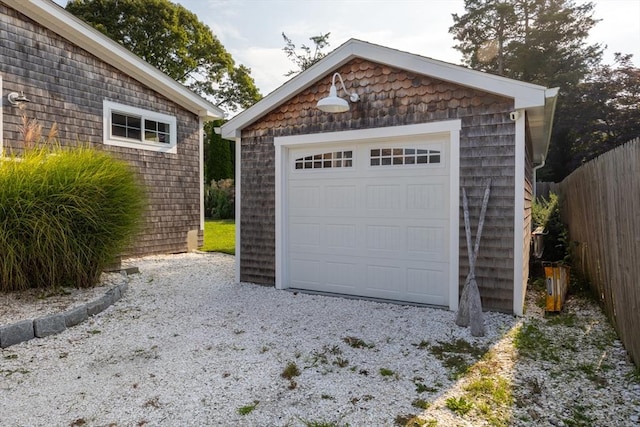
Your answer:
[5,0,224,120]
[222,39,557,160]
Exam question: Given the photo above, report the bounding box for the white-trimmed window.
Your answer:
[370,147,441,166]
[294,150,353,170]
[103,100,177,153]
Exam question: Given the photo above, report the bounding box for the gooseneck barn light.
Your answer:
[316,72,359,113]
[7,91,30,107]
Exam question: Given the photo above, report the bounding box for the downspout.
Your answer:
[532,157,546,200]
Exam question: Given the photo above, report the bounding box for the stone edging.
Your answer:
[0,268,137,349]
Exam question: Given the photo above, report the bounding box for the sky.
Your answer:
[55,0,640,96]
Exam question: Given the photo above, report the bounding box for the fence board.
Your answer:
[559,138,640,367]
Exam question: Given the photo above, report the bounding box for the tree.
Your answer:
[450,0,602,88]
[548,54,640,178]
[204,120,233,184]
[451,0,605,181]
[282,32,331,76]
[66,0,261,113]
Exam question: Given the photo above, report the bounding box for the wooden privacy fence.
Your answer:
[558,138,640,367]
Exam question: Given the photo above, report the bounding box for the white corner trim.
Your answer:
[198,118,205,231]
[273,119,462,309]
[274,144,285,290]
[513,109,526,316]
[449,127,461,311]
[234,136,242,283]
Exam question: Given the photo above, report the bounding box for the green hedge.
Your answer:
[204,179,235,219]
[0,146,146,292]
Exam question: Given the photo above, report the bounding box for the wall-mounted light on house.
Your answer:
[316,72,360,113]
[7,91,30,108]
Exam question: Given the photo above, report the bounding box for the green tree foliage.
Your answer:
[204,119,233,184]
[569,54,640,165]
[282,32,331,76]
[66,0,261,112]
[450,0,614,181]
[450,0,602,88]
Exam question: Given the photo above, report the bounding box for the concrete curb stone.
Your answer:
[0,270,134,348]
[34,313,66,338]
[0,319,35,348]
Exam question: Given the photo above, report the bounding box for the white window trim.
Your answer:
[103,100,177,154]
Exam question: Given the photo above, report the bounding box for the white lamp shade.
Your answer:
[317,84,350,113]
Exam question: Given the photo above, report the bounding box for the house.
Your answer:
[1,0,223,255]
[222,39,558,315]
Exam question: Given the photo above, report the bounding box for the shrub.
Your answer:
[531,193,568,263]
[0,146,145,292]
[204,179,235,219]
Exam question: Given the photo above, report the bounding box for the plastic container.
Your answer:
[543,262,570,312]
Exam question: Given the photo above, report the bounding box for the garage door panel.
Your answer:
[366,225,402,251]
[407,182,448,215]
[325,261,361,290]
[325,185,357,209]
[289,222,321,247]
[286,138,451,307]
[407,225,448,260]
[290,259,322,287]
[407,267,448,303]
[365,184,403,210]
[325,223,357,249]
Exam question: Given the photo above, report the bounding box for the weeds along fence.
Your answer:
[558,137,640,367]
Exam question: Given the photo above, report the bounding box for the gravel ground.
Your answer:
[1,252,639,426]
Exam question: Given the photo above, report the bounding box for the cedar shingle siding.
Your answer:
[240,58,518,312]
[1,4,202,255]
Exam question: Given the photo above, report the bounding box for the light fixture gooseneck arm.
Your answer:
[332,72,359,102]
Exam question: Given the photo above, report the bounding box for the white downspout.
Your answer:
[532,158,546,200]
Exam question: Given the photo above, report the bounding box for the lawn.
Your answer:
[200,219,235,254]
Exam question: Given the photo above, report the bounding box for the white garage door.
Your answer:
[286,135,451,306]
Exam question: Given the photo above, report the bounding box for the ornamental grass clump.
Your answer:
[0,146,146,292]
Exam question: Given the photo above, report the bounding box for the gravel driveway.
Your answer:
[1,252,638,426]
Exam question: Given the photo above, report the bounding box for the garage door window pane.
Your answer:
[371,147,441,166]
[294,150,353,170]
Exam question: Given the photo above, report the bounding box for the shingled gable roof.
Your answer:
[222,38,558,164]
[5,0,224,120]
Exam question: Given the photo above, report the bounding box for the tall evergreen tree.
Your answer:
[450,0,604,180]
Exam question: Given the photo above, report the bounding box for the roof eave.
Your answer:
[6,0,224,120]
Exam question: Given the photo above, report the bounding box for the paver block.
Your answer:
[119,282,129,294]
[106,286,121,303]
[87,295,111,316]
[0,320,35,348]
[64,306,88,327]
[34,314,66,338]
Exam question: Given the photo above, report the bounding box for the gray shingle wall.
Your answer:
[1,4,202,255]
[240,58,519,311]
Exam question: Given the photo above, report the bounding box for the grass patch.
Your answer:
[200,219,235,254]
[379,367,398,378]
[428,339,487,380]
[445,396,473,416]
[343,336,375,349]
[513,321,559,361]
[237,400,259,415]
